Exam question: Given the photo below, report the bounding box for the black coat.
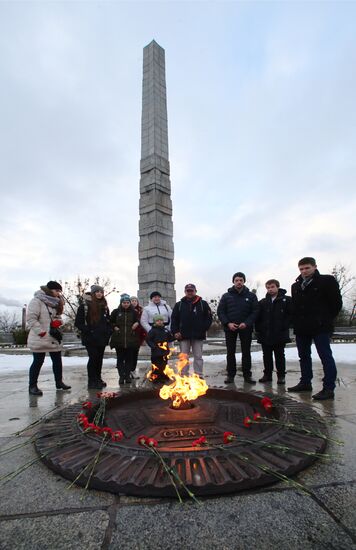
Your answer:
[109,306,140,349]
[255,289,292,345]
[75,299,112,347]
[171,296,212,340]
[217,286,259,330]
[146,326,174,357]
[291,270,342,336]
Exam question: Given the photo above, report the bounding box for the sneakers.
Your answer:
[119,377,125,385]
[29,385,43,396]
[244,377,256,385]
[259,375,272,383]
[288,382,312,392]
[312,389,334,400]
[224,376,235,384]
[100,379,107,387]
[56,382,71,390]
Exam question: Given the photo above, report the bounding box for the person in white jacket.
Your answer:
[27,281,71,396]
[140,291,172,334]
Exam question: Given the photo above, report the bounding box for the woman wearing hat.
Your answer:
[109,294,140,385]
[141,291,172,334]
[27,281,71,395]
[130,296,146,379]
[75,285,112,389]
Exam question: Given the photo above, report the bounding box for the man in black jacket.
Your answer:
[288,257,342,400]
[255,279,292,385]
[171,284,212,377]
[217,272,259,384]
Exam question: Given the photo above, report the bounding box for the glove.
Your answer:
[50,320,62,328]
[39,332,46,337]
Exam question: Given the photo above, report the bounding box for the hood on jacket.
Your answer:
[264,288,287,299]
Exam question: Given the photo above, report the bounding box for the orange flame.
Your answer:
[159,353,208,408]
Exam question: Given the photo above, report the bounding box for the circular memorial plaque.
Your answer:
[35,388,327,497]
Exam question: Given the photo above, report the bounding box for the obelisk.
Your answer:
[137,40,176,307]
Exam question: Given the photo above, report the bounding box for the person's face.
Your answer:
[233,277,245,290]
[131,298,138,307]
[152,295,161,304]
[299,264,317,278]
[155,319,164,327]
[185,288,197,298]
[121,301,131,309]
[51,289,62,298]
[94,291,104,299]
[266,283,279,297]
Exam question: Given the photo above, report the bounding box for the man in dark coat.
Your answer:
[255,279,292,385]
[288,257,342,400]
[171,284,212,376]
[217,272,259,384]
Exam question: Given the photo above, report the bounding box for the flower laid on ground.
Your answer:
[253,412,262,421]
[243,416,252,428]
[96,392,119,399]
[138,434,200,504]
[261,397,273,412]
[223,431,235,444]
[192,436,207,447]
[82,401,93,410]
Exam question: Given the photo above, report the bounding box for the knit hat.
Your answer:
[232,272,246,282]
[91,284,104,294]
[120,293,131,303]
[47,281,62,291]
[150,291,162,300]
[130,296,138,301]
[153,314,164,323]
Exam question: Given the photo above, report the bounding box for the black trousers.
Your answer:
[225,329,252,378]
[115,347,136,378]
[261,343,286,378]
[29,351,63,387]
[131,346,140,371]
[85,344,105,384]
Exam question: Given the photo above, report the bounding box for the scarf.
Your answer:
[35,289,63,313]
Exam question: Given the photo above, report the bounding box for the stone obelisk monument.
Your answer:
[137,40,176,306]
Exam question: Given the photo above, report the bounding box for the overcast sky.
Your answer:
[0,0,355,311]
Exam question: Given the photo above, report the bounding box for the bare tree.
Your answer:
[59,276,119,327]
[331,263,355,297]
[0,310,20,332]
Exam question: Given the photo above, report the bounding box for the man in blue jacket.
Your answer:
[218,272,259,384]
[171,284,212,377]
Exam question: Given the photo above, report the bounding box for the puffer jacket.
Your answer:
[75,295,112,347]
[146,326,174,358]
[109,306,140,349]
[27,297,63,352]
[140,299,172,333]
[255,289,292,345]
[217,286,259,330]
[171,296,212,340]
[291,270,342,335]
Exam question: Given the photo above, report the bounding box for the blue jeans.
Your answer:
[296,333,337,390]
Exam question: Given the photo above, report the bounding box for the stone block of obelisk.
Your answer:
[137,40,176,308]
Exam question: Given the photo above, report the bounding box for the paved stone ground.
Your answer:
[0,346,355,550]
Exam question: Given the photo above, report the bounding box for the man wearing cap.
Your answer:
[171,284,212,377]
[141,291,172,334]
[217,272,259,384]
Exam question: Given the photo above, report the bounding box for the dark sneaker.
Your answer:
[288,383,312,392]
[29,385,43,396]
[277,378,286,385]
[125,377,132,385]
[56,382,71,390]
[88,381,103,390]
[119,377,125,385]
[100,379,107,387]
[312,389,334,400]
[259,375,272,383]
[224,376,235,384]
[244,377,256,385]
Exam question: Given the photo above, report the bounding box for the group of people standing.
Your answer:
[26,256,342,401]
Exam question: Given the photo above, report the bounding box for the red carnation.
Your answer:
[243,416,252,428]
[137,435,149,446]
[261,397,273,412]
[50,319,62,328]
[147,438,158,447]
[111,430,124,442]
[253,412,262,421]
[101,427,113,436]
[82,401,92,410]
[96,392,103,398]
[223,431,235,444]
[192,436,207,447]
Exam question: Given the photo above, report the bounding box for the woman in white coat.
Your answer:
[140,291,172,334]
[27,281,71,396]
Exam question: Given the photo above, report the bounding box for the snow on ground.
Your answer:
[0,344,354,374]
